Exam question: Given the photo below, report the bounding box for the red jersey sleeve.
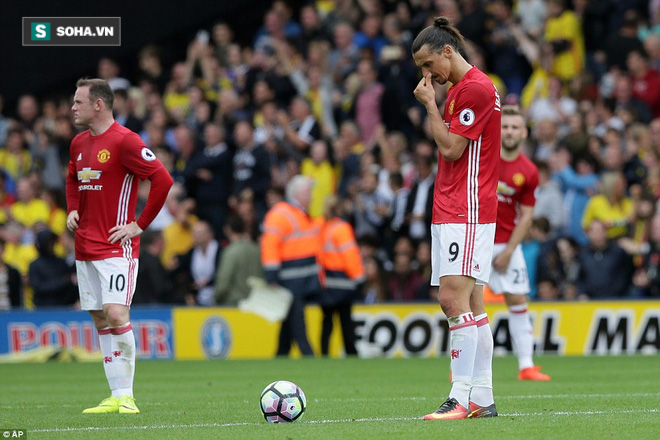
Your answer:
[449,82,495,142]
[119,132,173,230]
[520,163,539,207]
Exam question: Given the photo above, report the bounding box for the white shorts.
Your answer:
[488,243,530,295]
[76,257,139,310]
[430,223,495,286]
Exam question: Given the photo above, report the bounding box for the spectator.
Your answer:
[612,74,652,125]
[577,220,634,299]
[353,169,389,239]
[113,89,143,133]
[582,171,633,239]
[333,120,363,197]
[354,14,388,59]
[10,177,49,228]
[552,148,599,244]
[533,160,564,234]
[230,120,271,223]
[402,139,435,243]
[29,229,77,307]
[522,217,552,299]
[361,255,388,304]
[137,45,167,93]
[174,220,220,306]
[329,21,360,84]
[387,250,424,302]
[214,215,263,305]
[31,127,64,191]
[485,0,531,97]
[531,119,560,162]
[301,139,335,218]
[42,189,67,237]
[134,229,177,304]
[160,185,197,270]
[182,122,232,241]
[98,57,131,91]
[353,58,385,145]
[2,221,37,276]
[527,76,578,133]
[211,21,234,67]
[16,94,40,134]
[632,214,660,297]
[0,237,22,310]
[0,127,32,182]
[600,10,645,72]
[628,48,660,119]
[544,0,585,84]
[276,96,321,156]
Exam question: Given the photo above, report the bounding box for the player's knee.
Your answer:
[104,306,129,327]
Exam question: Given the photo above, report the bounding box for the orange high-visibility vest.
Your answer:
[319,217,365,298]
[261,202,322,296]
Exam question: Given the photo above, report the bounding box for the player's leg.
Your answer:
[505,293,551,381]
[467,285,497,417]
[425,223,479,420]
[94,258,141,413]
[77,261,120,413]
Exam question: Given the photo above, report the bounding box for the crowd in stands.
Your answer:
[1,0,660,310]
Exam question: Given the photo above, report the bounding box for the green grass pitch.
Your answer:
[1,355,659,439]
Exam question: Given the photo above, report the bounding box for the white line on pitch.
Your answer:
[3,392,660,410]
[28,409,660,433]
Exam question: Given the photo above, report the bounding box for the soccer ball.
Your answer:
[259,380,307,423]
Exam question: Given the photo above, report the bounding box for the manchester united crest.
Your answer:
[97,149,111,163]
[513,172,525,186]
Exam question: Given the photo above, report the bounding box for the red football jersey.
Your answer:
[434,67,501,224]
[66,122,173,260]
[494,153,538,244]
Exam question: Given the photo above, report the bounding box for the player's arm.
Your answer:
[414,74,468,162]
[493,204,535,273]
[65,148,80,231]
[110,136,174,245]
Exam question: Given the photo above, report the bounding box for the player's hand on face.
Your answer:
[414,74,436,108]
[66,210,80,231]
[108,221,143,246]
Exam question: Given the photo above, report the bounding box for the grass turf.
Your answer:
[1,355,659,439]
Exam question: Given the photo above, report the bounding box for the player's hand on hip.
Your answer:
[66,210,80,231]
[413,74,436,108]
[109,221,143,246]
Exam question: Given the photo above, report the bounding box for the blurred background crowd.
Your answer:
[1,0,660,310]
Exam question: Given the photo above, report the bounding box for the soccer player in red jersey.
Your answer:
[66,78,173,414]
[413,17,501,420]
[490,105,550,381]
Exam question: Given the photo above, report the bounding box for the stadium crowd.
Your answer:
[1,0,660,310]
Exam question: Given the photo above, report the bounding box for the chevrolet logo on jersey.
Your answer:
[78,167,102,182]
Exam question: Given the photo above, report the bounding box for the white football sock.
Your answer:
[98,327,115,396]
[447,312,477,409]
[509,303,534,370]
[470,313,494,406]
[110,322,136,398]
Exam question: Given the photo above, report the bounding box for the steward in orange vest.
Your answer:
[318,195,365,356]
[260,176,321,356]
